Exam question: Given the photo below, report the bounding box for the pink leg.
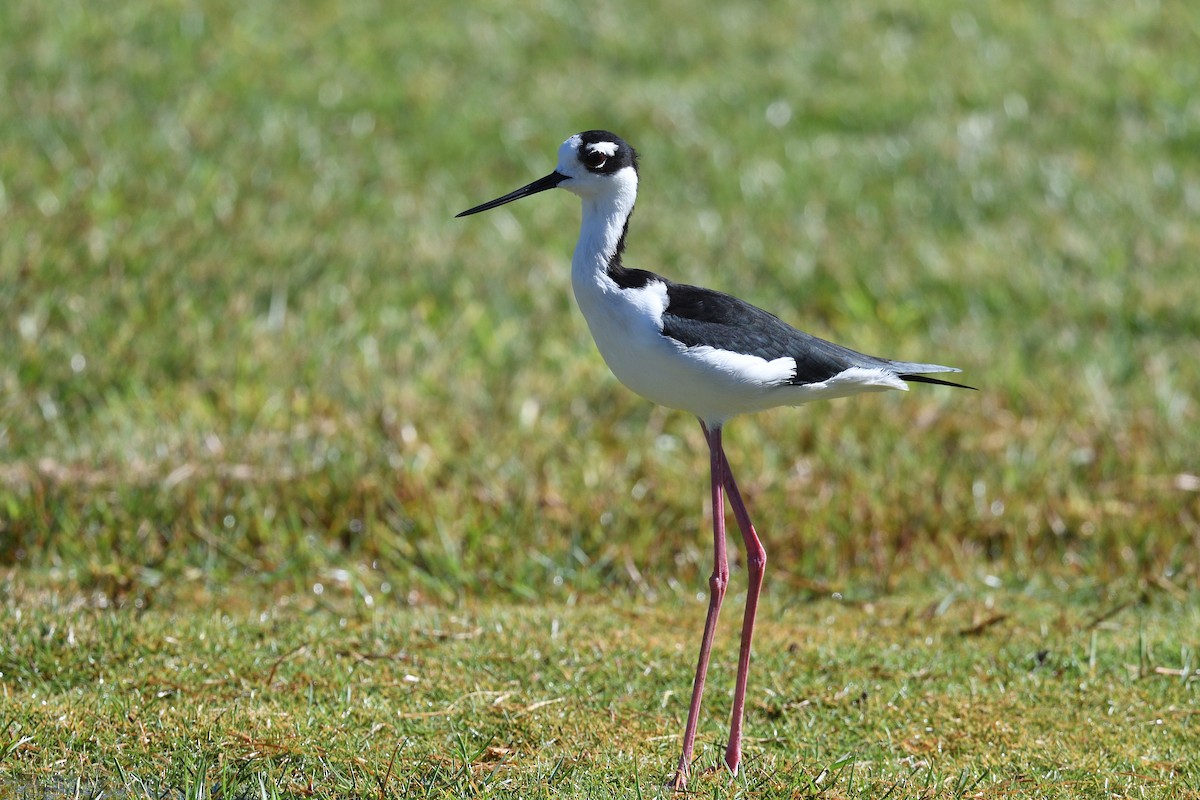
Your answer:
[672,421,729,790]
[717,440,766,776]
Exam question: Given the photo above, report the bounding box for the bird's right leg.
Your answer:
[672,421,729,791]
[717,442,765,776]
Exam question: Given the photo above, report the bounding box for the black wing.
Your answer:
[660,282,972,389]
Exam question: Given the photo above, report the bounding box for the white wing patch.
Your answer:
[682,346,797,387]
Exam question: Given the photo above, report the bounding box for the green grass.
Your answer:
[3,582,1198,797]
[2,0,1199,795]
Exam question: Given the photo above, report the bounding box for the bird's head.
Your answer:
[457,130,638,218]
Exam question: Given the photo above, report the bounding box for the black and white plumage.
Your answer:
[458,130,973,789]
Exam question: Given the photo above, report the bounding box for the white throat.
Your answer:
[568,167,638,286]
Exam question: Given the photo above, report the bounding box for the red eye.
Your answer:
[583,149,608,169]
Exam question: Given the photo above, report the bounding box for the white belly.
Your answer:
[571,273,800,424]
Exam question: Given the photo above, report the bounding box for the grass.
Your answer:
[1,0,1199,795]
[4,581,1198,797]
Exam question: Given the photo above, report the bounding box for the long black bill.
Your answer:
[456,171,569,218]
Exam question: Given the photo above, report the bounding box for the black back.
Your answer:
[661,282,893,385]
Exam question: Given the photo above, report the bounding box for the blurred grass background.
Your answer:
[1,0,1198,607]
[3,0,1200,795]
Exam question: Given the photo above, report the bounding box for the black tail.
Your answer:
[900,374,977,391]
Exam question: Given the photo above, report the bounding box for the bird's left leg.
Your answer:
[671,420,730,790]
[716,436,766,776]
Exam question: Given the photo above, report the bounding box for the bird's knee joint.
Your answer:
[709,573,728,595]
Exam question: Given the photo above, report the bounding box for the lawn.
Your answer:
[2,0,1198,796]
[3,585,1198,797]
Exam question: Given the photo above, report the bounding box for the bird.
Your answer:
[457,130,973,789]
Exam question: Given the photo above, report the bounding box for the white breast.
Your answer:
[571,272,804,424]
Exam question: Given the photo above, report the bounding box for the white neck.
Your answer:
[569,171,638,288]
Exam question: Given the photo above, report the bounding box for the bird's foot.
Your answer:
[669,753,693,792]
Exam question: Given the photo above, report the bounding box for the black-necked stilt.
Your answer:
[458,130,973,789]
